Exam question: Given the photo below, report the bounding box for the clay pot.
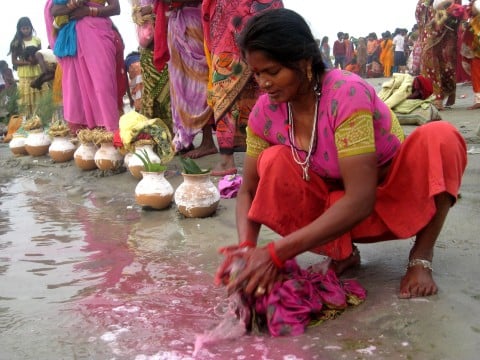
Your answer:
[94,142,124,171]
[74,142,98,171]
[49,136,76,163]
[25,130,51,157]
[9,134,28,156]
[135,171,174,210]
[174,172,220,218]
[128,144,161,179]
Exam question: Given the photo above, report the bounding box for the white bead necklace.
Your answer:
[287,96,319,181]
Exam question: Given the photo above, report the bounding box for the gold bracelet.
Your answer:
[91,7,99,17]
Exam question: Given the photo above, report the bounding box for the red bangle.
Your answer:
[239,240,256,248]
[267,242,284,268]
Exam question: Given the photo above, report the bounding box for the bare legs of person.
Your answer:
[331,192,453,298]
[182,123,218,159]
[211,153,237,177]
[399,192,452,298]
[467,103,480,110]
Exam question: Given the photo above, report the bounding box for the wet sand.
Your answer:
[0,79,479,359]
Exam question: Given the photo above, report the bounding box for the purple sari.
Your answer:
[167,5,212,151]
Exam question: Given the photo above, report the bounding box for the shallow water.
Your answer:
[2,157,480,359]
[0,176,330,360]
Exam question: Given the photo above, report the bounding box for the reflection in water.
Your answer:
[0,177,322,359]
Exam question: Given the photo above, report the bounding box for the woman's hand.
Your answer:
[69,5,89,20]
[217,245,281,297]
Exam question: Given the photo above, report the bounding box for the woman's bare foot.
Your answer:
[182,124,218,159]
[329,246,361,275]
[467,103,480,110]
[399,264,438,298]
[211,154,237,176]
[183,143,218,159]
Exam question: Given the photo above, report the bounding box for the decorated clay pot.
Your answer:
[74,142,98,171]
[9,134,28,156]
[49,136,76,163]
[174,172,220,218]
[25,130,52,157]
[128,143,161,179]
[135,171,174,210]
[94,142,124,171]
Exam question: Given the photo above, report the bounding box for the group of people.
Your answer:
[319,0,480,112]
[43,0,283,176]
[3,1,474,305]
[327,29,411,79]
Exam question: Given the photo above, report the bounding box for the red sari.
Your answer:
[248,121,466,260]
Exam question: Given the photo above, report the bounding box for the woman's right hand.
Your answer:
[217,245,282,297]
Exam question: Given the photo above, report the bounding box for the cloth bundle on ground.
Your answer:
[378,73,441,125]
[193,257,366,355]
[114,110,174,162]
[218,174,243,199]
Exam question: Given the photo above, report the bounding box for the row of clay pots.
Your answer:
[9,133,220,218]
[134,170,220,218]
[74,142,124,171]
[9,132,77,163]
[9,132,124,172]
[128,143,221,217]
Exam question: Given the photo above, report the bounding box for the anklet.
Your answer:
[407,259,433,271]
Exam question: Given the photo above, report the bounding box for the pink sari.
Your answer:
[53,1,119,131]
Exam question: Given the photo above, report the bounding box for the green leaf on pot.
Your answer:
[179,157,210,174]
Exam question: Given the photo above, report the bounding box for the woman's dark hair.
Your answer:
[8,17,36,56]
[237,8,325,80]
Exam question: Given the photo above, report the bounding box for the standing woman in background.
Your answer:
[201,0,284,176]
[379,31,394,77]
[8,17,47,117]
[320,36,333,69]
[50,0,121,132]
[416,0,463,110]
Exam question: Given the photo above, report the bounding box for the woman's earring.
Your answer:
[307,65,313,83]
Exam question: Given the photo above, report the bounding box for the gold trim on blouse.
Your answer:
[246,126,270,158]
[335,111,376,158]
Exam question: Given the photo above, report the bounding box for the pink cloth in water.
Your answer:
[255,259,366,336]
[194,258,366,355]
[218,174,243,199]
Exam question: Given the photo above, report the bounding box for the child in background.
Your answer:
[23,46,58,90]
[125,51,143,112]
[0,61,16,92]
[8,17,45,116]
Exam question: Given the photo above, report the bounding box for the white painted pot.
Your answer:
[49,136,76,163]
[9,134,28,156]
[128,144,161,179]
[174,172,220,218]
[74,142,98,171]
[94,142,124,171]
[25,130,51,157]
[135,171,174,210]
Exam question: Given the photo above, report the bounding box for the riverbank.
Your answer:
[0,78,479,359]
